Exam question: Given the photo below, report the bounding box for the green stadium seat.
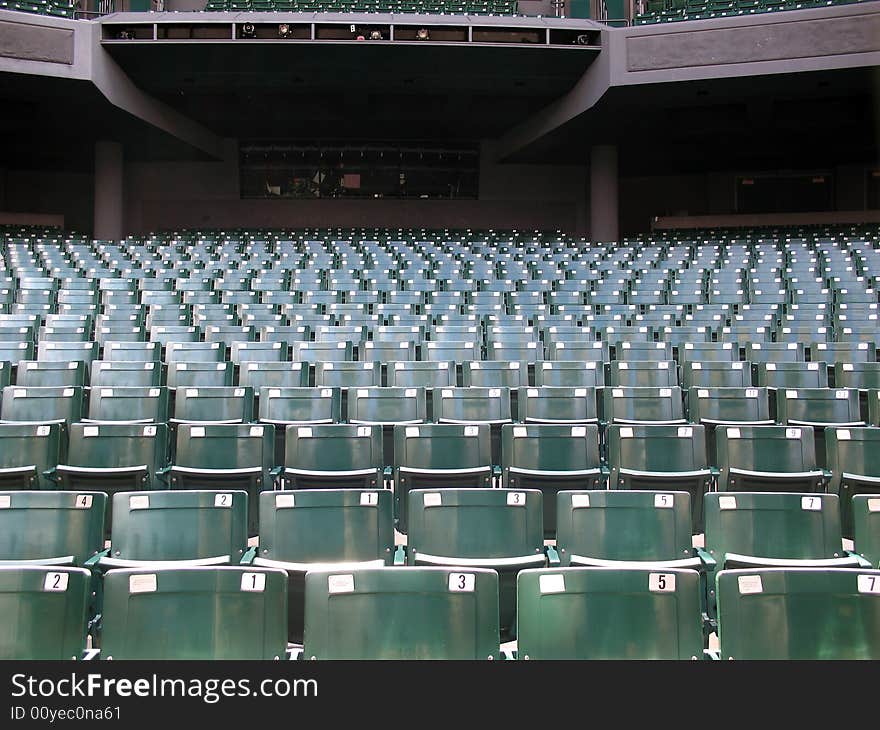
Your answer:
[314,361,382,388]
[37,342,99,368]
[84,386,169,424]
[745,341,804,363]
[501,423,602,538]
[246,488,394,642]
[533,361,604,387]
[716,423,826,492]
[834,362,880,390]
[680,361,751,389]
[393,423,492,532]
[755,361,828,388]
[678,341,738,363]
[100,566,288,660]
[852,495,880,568]
[607,424,711,530]
[406,487,546,639]
[776,387,863,467]
[602,386,685,425]
[715,568,880,659]
[825,427,880,538]
[302,566,501,660]
[292,341,354,363]
[0,566,92,659]
[282,424,384,490]
[348,386,427,425]
[240,362,309,389]
[90,361,164,388]
[169,424,275,535]
[608,360,677,387]
[0,490,106,565]
[516,386,597,424]
[258,387,342,425]
[0,422,62,489]
[0,385,84,427]
[15,360,86,388]
[386,361,456,388]
[167,341,225,364]
[516,567,705,659]
[103,341,161,362]
[810,341,875,365]
[167,361,234,388]
[171,386,254,424]
[462,361,529,388]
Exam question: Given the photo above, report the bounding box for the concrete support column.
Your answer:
[590,144,618,242]
[94,141,124,240]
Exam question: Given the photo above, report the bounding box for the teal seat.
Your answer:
[834,362,880,390]
[240,362,309,389]
[608,360,678,387]
[100,566,288,660]
[607,424,711,530]
[0,490,106,565]
[406,487,546,640]
[501,423,603,538]
[0,566,91,659]
[533,361,604,387]
[546,341,608,362]
[776,387,863,468]
[614,341,672,362]
[103,341,161,362]
[386,361,456,388]
[825,427,880,538]
[166,341,225,363]
[15,360,87,388]
[314,361,382,388]
[602,386,685,425]
[171,386,254,424]
[348,387,427,425]
[680,361,752,389]
[516,386,597,424]
[94,489,249,569]
[292,341,354,363]
[246,488,395,642]
[811,341,874,365]
[170,424,275,535]
[90,361,164,388]
[516,567,704,659]
[37,341,99,368]
[755,361,828,388]
[745,342,804,363]
[0,385,84,427]
[282,424,384,490]
[258,386,342,425]
[715,425,826,492]
[715,568,880,659]
[0,422,62,489]
[852,495,880,567]
[167,362,234,388]
[84,386,169,424]
[231,341,287,364]
[302,566,500,660]
[462,361,529,388]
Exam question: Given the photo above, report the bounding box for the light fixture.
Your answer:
[416,27,429,40]
[369,29,383,40]
[241,22,255,38]
[278,23,290,37]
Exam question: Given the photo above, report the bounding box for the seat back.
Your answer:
[516,386,597,424]
[15,361,87,388]
[314,362,382,388]
[87,386,169,423]
[704,491,846,564]
[555,490,693,564]
[100,567,288,659]
[258,488,394,564]
[104,341,161,362]
[687,386,770,424]
[109,490,248,562]
[302,567,500,659]
[432,387,511,424]
[90,361,163,388]
[167,362,234,388]
[516,567,703,659]
[348,387,427,425]
[776,387,862,426]
[258,387,341,424]
[716,425,820,489]
[716,568,880,659]
[0,385,84,425]
[0,566,91,659]
[853,495,880,567]
[533,361,604,387]
[608,360,678,387]
[64,422,168,487]
[608,423,708,476]
[386,361,456,388]
[680,361,752,389]
[239,362,309,389]
[825,427,880,537]
[0,491,106,564]
[0,422,62,488]
[172,386,254,423]
[284,424,383,481]
[462,361,529,388]
[602,386,684,424]
[755,361,828,388]
[834,362,880,390]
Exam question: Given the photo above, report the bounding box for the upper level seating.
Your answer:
[635,0,867,26]
[204,0,517,12]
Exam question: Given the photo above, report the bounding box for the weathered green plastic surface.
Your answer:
[406,487,545,637]
[716,568,880,659]
[602,386,684,424]
[101,567,288,659]
[171,424,274,534]
[516,567,704,659]
[231,341,285,364]
[258,386,342,424]
[0,385,84,425]
[608,423,710,527]
[90,361,164,388]
[348,387,427,425]
[556,490,693,565]
[687,387,771,424]
[0,491,106,564]
[462,361,529,388]
[386,361,456,388]
[533,361,604,387]
[501,423,602,537]
[547,341,608,362]
[834,363,880,390]
[167,362,234,388]
[284,424,383,489]
[258,488,394,564]
[866,389,880,426]
[677,342,739,363]
[239,362,309,389]
[292,341,354,363]
[107,490,248,563]
[104,341,161,362]
[614,341,672,362]
[755,362,828,388]
[303,567,500,659]
[825,427,880,538]
[394,424,492,532]
[0,422,62,489]
[172,386,254,423]
[811,341,873,364]
[704,492,846,567]
[715,425,822,492]
[745,342,804,363]
[37,341,99,366]
[167,341,225,363]
[432,386,511,424]
[681,362,752,389]
[517,386,596,424]
[86,386,169,423]
[776,387,862,426]
[0,343,35,364]
[852,495,880,567]
[608,361,678,388]
[15,361,87,388]
[314,362,382,388]
[0,566,90,659]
